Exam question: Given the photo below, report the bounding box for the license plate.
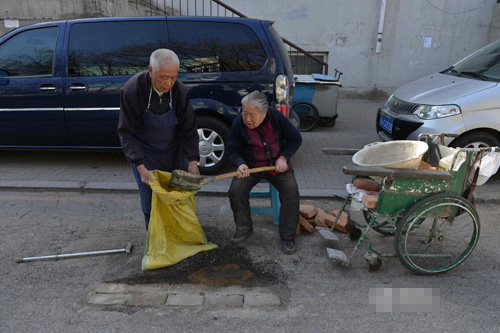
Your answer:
[379,114,393,134]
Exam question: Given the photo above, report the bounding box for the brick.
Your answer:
[307,217,317,226]
[166,294,204,307]
[299,215,315,233]
[88,294,130,305]
[326,210,348,233]
[204,294,244,307]
[94,283,131,294]
[126,293,168,307]
[418,160,437,170]
[299,204,318,219]
[129,284,169,294]
[353,178,381,192]
[362,194,379,209]
[314,208,328,227]
[244,293,281,307]
[296,221,301,235]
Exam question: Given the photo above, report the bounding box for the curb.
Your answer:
[0,180,348,199]
[0,180,496,203]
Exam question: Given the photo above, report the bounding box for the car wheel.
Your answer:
[197,116,230,175]
[450,131,500,148]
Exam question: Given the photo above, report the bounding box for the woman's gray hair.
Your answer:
[241,91,268,114]
[150,49,179,72]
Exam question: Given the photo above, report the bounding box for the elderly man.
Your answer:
[118,49,199,230]
[227,91,302,254]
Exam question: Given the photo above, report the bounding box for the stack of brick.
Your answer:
[352,178,381,209]
[297,204,348,235]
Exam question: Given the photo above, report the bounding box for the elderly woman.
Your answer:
[227,91,302,254]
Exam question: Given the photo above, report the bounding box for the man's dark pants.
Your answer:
[228,170,299,241]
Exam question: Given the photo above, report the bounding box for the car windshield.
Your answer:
[449,40,500,81]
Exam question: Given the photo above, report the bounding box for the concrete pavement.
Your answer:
[0,99,498,201]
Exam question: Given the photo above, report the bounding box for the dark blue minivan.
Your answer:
[0,16,294,174]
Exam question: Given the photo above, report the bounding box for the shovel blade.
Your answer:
[316,227,339,241]
[168,170,212,191]
[326,248,349,264]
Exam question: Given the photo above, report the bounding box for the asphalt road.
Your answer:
[1,190,499,332]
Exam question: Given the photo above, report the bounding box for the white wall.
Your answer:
[224,0,499,99]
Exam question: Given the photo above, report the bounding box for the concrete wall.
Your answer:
[224,0,499,99]
[2,0,500,99]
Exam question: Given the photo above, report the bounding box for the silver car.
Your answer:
[377,39,500,148]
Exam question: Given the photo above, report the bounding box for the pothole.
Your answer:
[110,243,287,288]
[188,263,255,287]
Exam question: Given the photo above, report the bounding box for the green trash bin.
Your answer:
[293,74,341,131]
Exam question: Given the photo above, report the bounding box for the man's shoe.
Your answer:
[282,240,296,255]
[231,229,253,244]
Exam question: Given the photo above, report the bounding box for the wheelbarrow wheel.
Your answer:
[369,258,382,271]
[292,102,318,132]
[394,194,480,275]
[365,252,382,271]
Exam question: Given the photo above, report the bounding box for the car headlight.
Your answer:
[382,95,393,109]
[416,104,461,119]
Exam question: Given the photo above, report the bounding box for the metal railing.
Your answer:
[130,0,329,74]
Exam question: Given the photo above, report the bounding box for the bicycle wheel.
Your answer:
[363,210,396,236]
[292,102,318,132]
[394,194,480,275]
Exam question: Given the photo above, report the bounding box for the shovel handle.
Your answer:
[213,166,277,181]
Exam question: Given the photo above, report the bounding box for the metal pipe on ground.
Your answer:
[16,242,133,263]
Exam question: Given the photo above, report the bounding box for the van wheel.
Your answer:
[450,131,500,148]
[197,117,230,175]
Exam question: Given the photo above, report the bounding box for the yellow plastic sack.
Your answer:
[142,170,217,271]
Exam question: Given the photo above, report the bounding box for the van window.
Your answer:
[67,21,168,77]
[0,27,58,77]
[268,25,293,75]
[168,21,267,73]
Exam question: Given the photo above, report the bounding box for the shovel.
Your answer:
[169,166,277,191]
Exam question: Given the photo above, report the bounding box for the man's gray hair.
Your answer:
[150,49,179,72]
[241,91,268,114]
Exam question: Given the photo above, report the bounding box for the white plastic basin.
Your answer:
[352,141,429,169]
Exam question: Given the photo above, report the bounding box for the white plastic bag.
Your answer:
[346,184,378,201]
[437,150,466,172]
[476,151,500,186]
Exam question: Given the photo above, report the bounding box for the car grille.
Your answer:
[388,97,421,115]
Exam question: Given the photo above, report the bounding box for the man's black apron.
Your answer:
[132,88,188,215]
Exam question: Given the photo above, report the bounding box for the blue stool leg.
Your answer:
[270,183,280,225]
[249,180,280,225]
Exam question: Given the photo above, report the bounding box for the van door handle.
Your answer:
[38,83,58,93]
[69,83,88,92]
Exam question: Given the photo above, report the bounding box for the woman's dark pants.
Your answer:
[228,170,300,241]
